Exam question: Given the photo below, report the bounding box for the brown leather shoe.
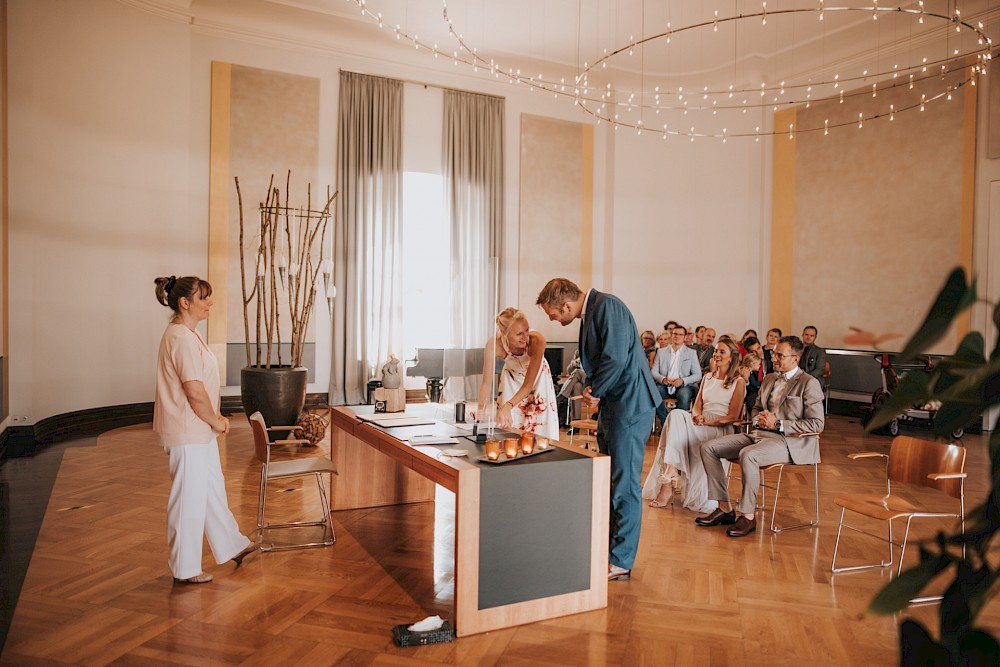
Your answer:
[726,516,757,537]
[694,508,736,526]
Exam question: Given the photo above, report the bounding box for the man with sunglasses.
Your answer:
[694,335,825,538]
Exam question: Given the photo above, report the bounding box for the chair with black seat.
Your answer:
[830,435,966,582]
[249,411,338,551]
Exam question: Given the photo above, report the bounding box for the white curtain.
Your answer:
[443,89,504,400]
[330,71,403,405]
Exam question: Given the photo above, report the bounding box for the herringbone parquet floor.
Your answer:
[2,412,998,666]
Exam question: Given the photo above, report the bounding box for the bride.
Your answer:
[642,337,745,513]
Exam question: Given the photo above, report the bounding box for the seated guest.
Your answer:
[663,320,678,335]
[558,350,586,423]
[641,330,656,356]
[651,330,670,369]
[708,333,735,374]
[696,336,825,537]
[640,330,656,368]
[694,325,706,346]
[643,338,745,512]
[741,336,765,414]
[738,352,763,415]
[651,325,702,423]
[799,325,827,379]
[697,327,716,374]
[684,327,697,350]
[762,327,781,373]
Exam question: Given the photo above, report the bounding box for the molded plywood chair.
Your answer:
[568,396,598,451]
[249,411,338,551]
[830,435,966,582]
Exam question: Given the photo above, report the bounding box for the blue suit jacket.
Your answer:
[579,290,659,420]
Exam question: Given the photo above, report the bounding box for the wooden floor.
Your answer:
[2,412,999,666]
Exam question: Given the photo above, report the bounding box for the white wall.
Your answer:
[8,0,198,423]
[609,125,768,338]
[6,0,770,423]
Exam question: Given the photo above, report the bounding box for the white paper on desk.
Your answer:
[409,435,460,445]
[358,414,435,427]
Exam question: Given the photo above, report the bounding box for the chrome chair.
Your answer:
[249,411,338,551]
[726,431,822,533]
[831,435,966,585]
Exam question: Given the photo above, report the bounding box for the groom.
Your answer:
[537,278,659,581]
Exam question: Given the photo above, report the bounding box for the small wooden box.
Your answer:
[373,386,406,413]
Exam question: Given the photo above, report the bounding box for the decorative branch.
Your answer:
[236,170,335,370]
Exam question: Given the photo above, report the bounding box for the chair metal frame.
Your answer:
[725,431,821,533]
[830,436,966,594]
[249,411,338,552]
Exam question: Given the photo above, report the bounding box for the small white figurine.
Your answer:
[381,353,401,389]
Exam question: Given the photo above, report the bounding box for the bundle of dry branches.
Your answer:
[235,171,337,369]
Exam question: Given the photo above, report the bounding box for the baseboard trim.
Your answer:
[0,425,37,459]
[0,393,330,460]
[33,403,156,447]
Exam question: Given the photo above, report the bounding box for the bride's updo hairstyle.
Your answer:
[154,276,213,314]
[496,307,527,334]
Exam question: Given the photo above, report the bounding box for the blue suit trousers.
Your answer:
[597,405,655,570]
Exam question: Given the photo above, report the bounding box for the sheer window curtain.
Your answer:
[443,90,505,401]
[330,71,403,405]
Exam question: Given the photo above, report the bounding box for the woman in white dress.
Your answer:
[476,307,560,440]
[643,337,746,512]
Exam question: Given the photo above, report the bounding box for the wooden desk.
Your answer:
[328,404,610,636]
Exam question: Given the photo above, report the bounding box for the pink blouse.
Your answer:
[153,323,220,447]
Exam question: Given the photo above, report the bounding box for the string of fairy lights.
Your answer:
[346,0,996,140]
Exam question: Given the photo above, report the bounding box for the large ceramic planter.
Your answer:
[240,365,308,427]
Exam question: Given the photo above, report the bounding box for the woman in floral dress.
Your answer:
[476,307,560,440]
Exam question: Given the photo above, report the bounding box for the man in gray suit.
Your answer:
[695,335,825,537]
[537,278,659,581]
[799,325,827,379]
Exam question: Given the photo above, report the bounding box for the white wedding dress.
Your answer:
[496,335,560,441]
[642,375,743,513]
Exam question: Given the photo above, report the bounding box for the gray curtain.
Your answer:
[330,71,403,405]
[443,89,504,400]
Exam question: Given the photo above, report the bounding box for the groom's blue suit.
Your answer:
[579,289,659,570]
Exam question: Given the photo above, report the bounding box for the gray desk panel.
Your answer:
[478,458,593,609]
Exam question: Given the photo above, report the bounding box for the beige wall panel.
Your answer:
[219,64,320,348]
[518,114,592,342]
[792,69,968,353]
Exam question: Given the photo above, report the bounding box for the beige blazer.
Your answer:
[751,369,825,464]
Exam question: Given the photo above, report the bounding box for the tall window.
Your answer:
[400,171,451,357]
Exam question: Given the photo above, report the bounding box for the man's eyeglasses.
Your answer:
[771,351,798,359]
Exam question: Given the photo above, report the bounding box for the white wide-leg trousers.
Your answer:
[166,439,250,579]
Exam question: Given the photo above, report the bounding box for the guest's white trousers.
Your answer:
[166,439,250,579]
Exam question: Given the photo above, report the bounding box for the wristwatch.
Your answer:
[776,419,783,432]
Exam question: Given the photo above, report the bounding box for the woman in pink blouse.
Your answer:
[153,275,258,584]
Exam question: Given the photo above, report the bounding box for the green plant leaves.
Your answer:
[869,550,952,614]
[898,268,977,364]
